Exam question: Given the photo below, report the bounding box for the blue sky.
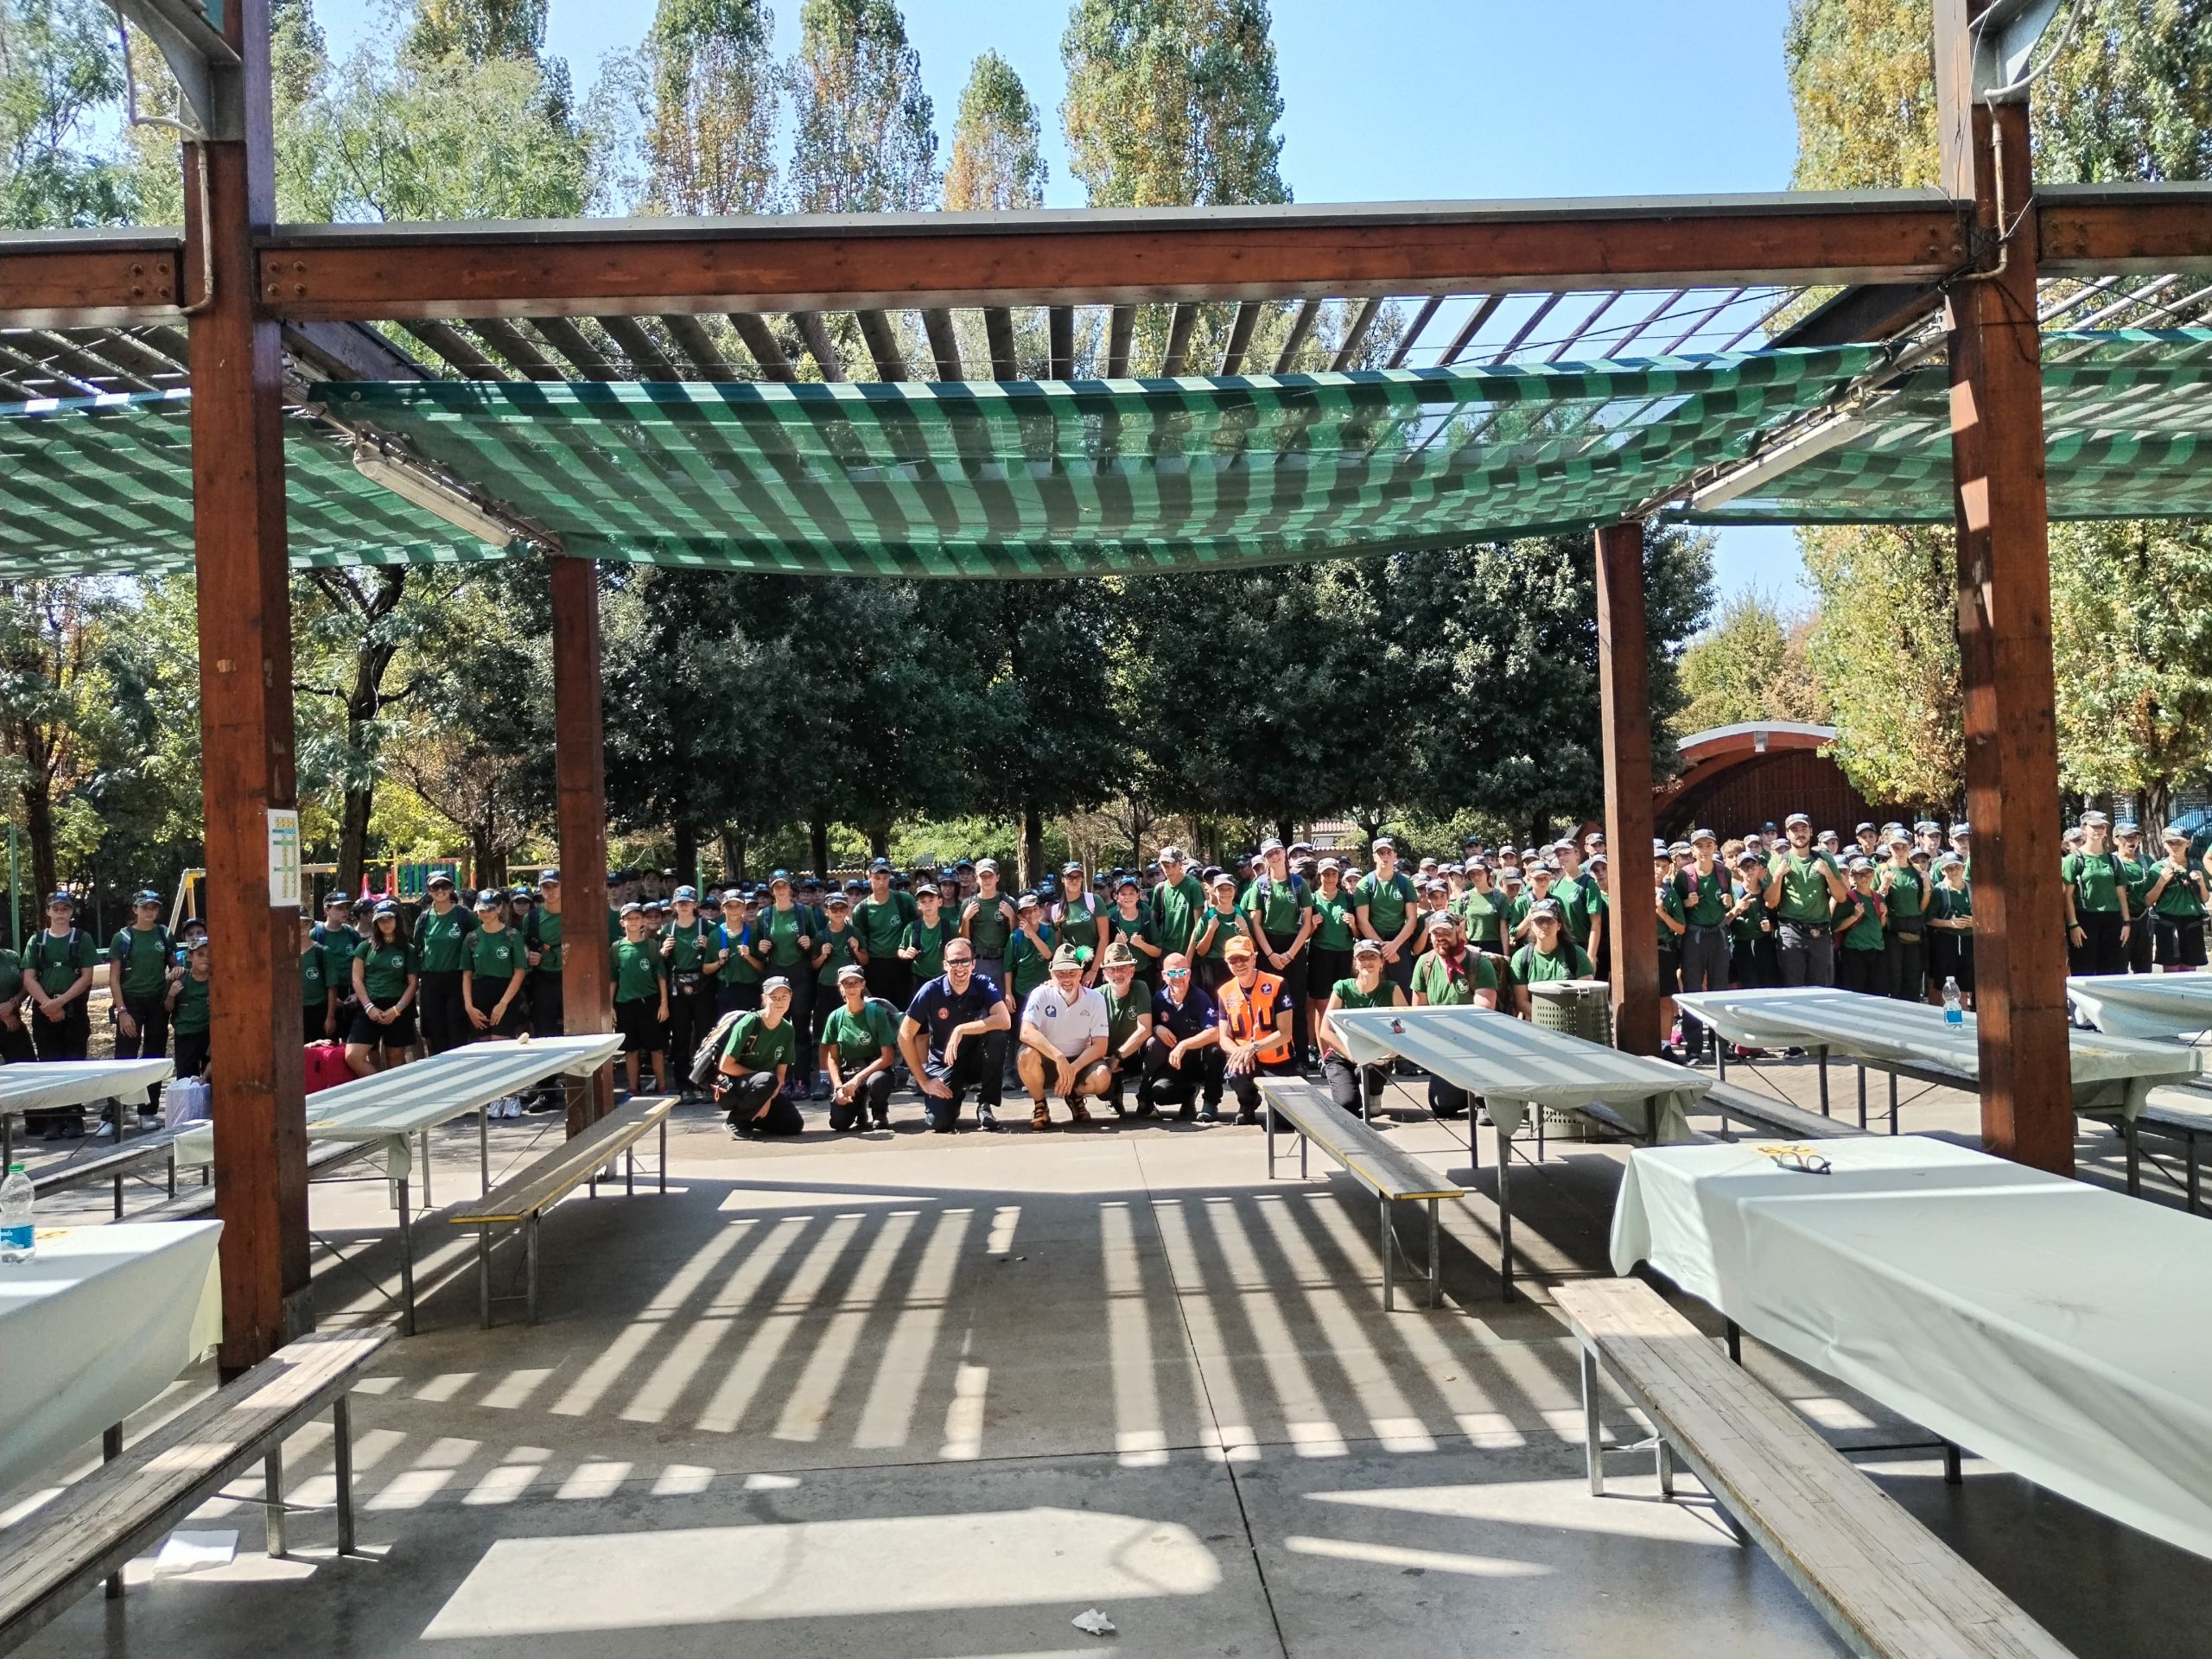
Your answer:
[312,0,1815,606]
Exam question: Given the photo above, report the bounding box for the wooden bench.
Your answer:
[126,1138,373,1224]
[446,1095,674,1328]
[1700,1079,1872,1144]
[1258,1078,1466,1311]
[1553,1279,2074,1659]
[0,1324,393,1656]
[29,1125,189,1219]
[2121,1084,2212,1213]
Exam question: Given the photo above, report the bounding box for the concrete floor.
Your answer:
[10,1058,2210,1657]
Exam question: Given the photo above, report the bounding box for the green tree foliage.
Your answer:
[785,0,937,213]
[407,0,548,66]
[1676,590,1829,734]
[944,49,1045,211]
[0,0,133,226]
[639,0,778,214]
[1802,524,1961,806]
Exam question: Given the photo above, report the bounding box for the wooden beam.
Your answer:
[1274,298,1320,371]
[983,307,1017,378]
[921,308,963,378]
[1105,303,1135,376]
[188,0,309,1372]
[1385,295,1444,367]
[1595,520,1660,1057]
[256,194,1975,321]
[531,315,615,378]
[550,554,614,1135]
[728,311,795,381]
[793,311,844,380]
[281,320,427,382]
[1329,296,1382,371]
[398,319,508,378]
[854,308,908,379]
[0,232,181,325]
[1768,282,1943,348]
[660,312,732,378]
[1160,302,1198,374]
[465,316,563,380]
[1219,300,1262,373]
[596,315,679,378]
[1437,294,1503,364]
[1938,3,2075,1174]
[1048,305,1074,379]
[2037,183,2212,276]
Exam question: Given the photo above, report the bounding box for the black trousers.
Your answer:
[419,969,468,1055]
[1837,948,1884,995]
[1322,1052,1389,1117]
[175,1028,211,1079]
[719,1069,803,1135]
[2069,910,2127,976]
[528,973,564,1036]
[2129,912,2157,974]
[667,981,711,1085]
[830,1069,894,1129]
[1263,932,1310,1056]
[922,1028,1008,1129]
[1227,1058,1300,1123]
[114,991,171,1114]
[1885,932,1926,1002]
[1137,1036,1224,1113]
[468,978,522,1039]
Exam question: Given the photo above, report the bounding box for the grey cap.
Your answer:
[1157,844,1185,862]
[836,962,865,982]
[1938,853,1967,868]
[620,902,643,917]
[1785,811,1812,828]
[2115,821,2141,836]
[673,884,698,901]
[761,975,792,995]
[2081,810,2110,826]
[1352,937,1383,957]
[976,857,1000,874]
[1690,826,1717,844]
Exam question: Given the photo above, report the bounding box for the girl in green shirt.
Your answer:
[1835,862,1889,996]
[346,902,420,1076]
[899,887,960,986]
[1320,938,1405,1117]
[1509,905,1594,1014]
[1002,898,1057,1007]
[169,938,213,1079]
[1191,874,1242,993]
[1052,866,1105,986]
[1107,876,1160,990]
[1927,855,1975,1001]
[2148,828,2209,972]
[1306,861,1361,1055]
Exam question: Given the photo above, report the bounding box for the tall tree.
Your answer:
[640,0,779,214]
[1675,591,1829,734]
[0,0,133,225]
[944,49,1045,211]
[0,581,118,898]
[406,0,549,66]
[785,0,937,213]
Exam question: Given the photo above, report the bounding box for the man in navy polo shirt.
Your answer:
[899,938,1012,1134]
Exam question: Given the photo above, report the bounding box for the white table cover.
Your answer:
[1674,985,2198,1116]
[175,1033,623,1176]
[1331,1005,1708,1141]
[1611,1135,2212,1560]
[0,1058,175,1116]
[2068,973,2212,1040]
[0,1219,222,1498]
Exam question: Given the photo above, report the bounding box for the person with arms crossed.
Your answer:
[900,940,1012,1134]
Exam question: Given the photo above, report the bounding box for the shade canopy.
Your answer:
[2,332,2206,580]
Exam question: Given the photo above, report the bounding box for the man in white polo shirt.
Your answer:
[1016,943,1113,1132]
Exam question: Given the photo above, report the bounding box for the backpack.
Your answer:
[116,924,172,975]
[1249,871,1308,925]
[690,1007,746,1088]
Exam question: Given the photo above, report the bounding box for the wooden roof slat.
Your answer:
[596,315,679,378]
[1546,290,1623,363]
[793,311,845,380]
[531,316,616,378]
[660,313,734,378]
[1328,297,1382,371]
[0,339,98,397]
[465,317,563,380]
[1436,294,1502,365]
[1105,304,1135,377]
[25,331,158,391]
[64,328,184,383]
[398,320,511,378]
[1608,289,1689,356]
[983,308,1017,379]
[1489,292,1563,363]
[1385,296,1444,368]
[1160,302,1198,375]
[1048,306,1074,379]
[1219,301,1262,374]
[1274,299,1321,372]
[921,308,963,379]
[855,309,908,380]
[282,320,429,382]
[728,312,796,381]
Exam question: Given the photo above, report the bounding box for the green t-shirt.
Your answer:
[815,923,864,986]
[464,925,526,983]
[1726,882,1764,948]
[720,923,763,985]
[1102,982,1149,1052]
[2152,861,2207,918]
[2119,856,2155,914]
[1192,905,1240,962]
[0,948,21,1002]
[1410,950,1498,1005]
[901,914,958,981]
[1004,924,1056,1000]
[963,892,1014,959]
[171,970,212,1037]
[822,998,899,1070]
[1452,887,1504,947]
[1311,887,1359,950]
[416,904,474,974]
[1510,941,1594,985]
[854,891,915,957]
[1931,881,1974,927]
[1768,849,1841,925]
[315,923,362,994]
[1357,870,1417,939]
[1242,874,1310,939]
[759,903,811,969]
[29,927,97,994]
[1107,903,1159,981]
[721,1009,796,1075]
[663,918,715,974]
[1055,893,1104,959]
[110,925,174,998]
[525,906,564,973]
[609,936,667,1003]
[1552,871,1606,946]
[354,937,419,1003]
[1675,868,1730,927]
[300,944,329,1007]
[1656,880,1686,952]
[1879,865,1927,925]
[1149,874,1206,956]
[1331,977,1400,1012]
[1841,891,1887,951]
[2063,850,2126,915]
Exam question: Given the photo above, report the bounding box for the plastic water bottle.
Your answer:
[0,1163,33,1262]
[1943,976,1964,1027]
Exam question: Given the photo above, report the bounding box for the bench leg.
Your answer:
[113,1167,124,1219]
[478,1223,493,1330]
[1857,1065,1867,1131]
[1427,1198,1440,1309]
[1943,1440,1962,1485]
[419,1128,431,1209]
[1817,1052,1828,1116]
[1889,1071,1899,1135]
[167,1143,177,1199]
[1264,1098,1276,1179]
[334,1394,357,1555]
[660,1114,669,1194]
[626,1144,635,1198]
[1656,1436,1675,1498]
[397,1178,416,1338]
[104,1424,124,1599]
[1299,1128,1307,1181]
[264,1446,285,1559]
[1725,1319,1742,1365]
[2190,1134,2202,1217]
[1380,1199,1394,1313]
[1496,1120,1515,1302]
[1580,1345,1603,1497]
[479,1103,490,1196]
[525,1212,541,1325]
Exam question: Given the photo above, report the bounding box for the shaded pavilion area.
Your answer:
[4,0,2210,1420]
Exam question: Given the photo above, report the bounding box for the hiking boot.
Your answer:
[1067,1098,1093,1127]
[1197,1104,1219,1123]
[1175,1103,1195,1122]
[1233,1108,1258,1127]
[1032,1103,1054,1132]
[977,1106,1001,1133]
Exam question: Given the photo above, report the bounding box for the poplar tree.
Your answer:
[641,0,779,215]
[785,0,938,213]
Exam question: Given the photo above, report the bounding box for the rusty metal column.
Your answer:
[186,0,309,1366]
[1937,1,2073,1173]
[550,553,613,1133]
[1595,520,1660,1056]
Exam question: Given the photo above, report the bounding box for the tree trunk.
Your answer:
[868,823,891,861]
[673,820,698,887]
[1277,818,1295,851]
[22,780,56,902]
[810,819,831,882]
[720,825,746,885]
[1021,803,1045,891]
[338,785,373,899]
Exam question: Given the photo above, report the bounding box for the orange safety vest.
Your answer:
[1218,969,1294,1064]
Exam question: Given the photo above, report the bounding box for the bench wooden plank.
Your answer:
[0,1325,392,1652]
[1701,1080,1872,1142]
[27,1127,185,1198]
[1554,1279,2073,1659]
[447,1096,673,1227]
[1261,1080,1467,1201]
[128,1138,372,1224]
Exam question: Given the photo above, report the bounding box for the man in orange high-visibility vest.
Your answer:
[1217,934,1298,1127]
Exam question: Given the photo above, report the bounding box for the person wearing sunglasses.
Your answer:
[899,939,1012,1134]
[1137,951,1225,1122]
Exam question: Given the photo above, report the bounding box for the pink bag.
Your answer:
[303,1041,352,1095]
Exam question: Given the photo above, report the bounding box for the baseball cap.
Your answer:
[538,869,560,886]
[870,858,891,873]
[2081,810,2110,826]
[1784,811,1811,828]
[45,890,74,907]
[620,902,642,916]
[823,892,850,908]
[1116,874,1141,891]
[373,899,399,917]
[916,882,940,898]
[1529,899,1564,921]
[762,975,791,995]
[1259,837,1284,855]
[186,935,210,952]
[2116,821,2141,836]
[673,884,698,901]
[1352,937,1383,957]
[1856,823,1876,835]
[1425,910,1459,931]
[1372,836,1396,853]
[1016,891,1041,910]
[132,889,162,906]
[836,962,865,982]
[474,890,501,910]
[323,891,352,908]
[1223,934,1255,959]
[1690,827,1717,844]
[1938,852,1967,868]
[1158,844,1185,862]
[976,857,999,874]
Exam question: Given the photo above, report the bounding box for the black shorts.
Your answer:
[1307,947,1352,995]
[471,982,522,1039]
[348,1003,417,1048]
[615,997,664,1054]
[1656,951,1680,998]
[2156,914,2209,969]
